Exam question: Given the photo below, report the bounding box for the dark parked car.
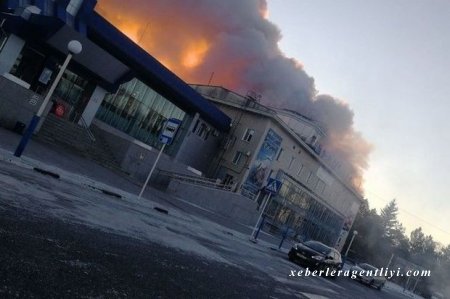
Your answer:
[288,240,342,273]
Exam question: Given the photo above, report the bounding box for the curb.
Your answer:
[153,206,169,214]
[99,188,122,199]
[1,151,126,201]
[33,167,60,179]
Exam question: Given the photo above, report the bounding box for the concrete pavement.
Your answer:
[0,127,294,251]
[0,127,420,298]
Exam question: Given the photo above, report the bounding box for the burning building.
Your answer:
[1,0,368,248]
[191,84,363,248]
[95,0,372,193]
[0,0,230,177]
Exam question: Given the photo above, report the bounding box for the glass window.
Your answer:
[192,121,211,141]
[96,78,186,151]
[204,130,210,141]
[54,69,88,106]
[316,179,326,194]
[223,174,234,185]
[288,157,295,170]
[242,128,255,142]
[192,119,199,133]
[297,164,304,176]
[274,172,341,245]
[306,171,312,184]
[276,148,283,161]
[232,151,243,165]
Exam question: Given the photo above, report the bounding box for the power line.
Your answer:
[364,189,450,237]
[397,209,450,236]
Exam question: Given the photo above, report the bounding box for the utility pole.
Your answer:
[386,253,395,268]
[344,230,358,257]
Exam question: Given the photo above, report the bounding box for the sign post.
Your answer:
[137,118,181,199]
[250,178,282,241]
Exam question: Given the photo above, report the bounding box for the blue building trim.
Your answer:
[1,0,231,131]
[0,0,17,12]
[1,12,64,40]
[0,13,119,91]
[85,13,230,131]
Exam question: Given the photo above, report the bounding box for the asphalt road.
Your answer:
[0,206,277,298]
[0,159,415,299]
[0,205,410,299]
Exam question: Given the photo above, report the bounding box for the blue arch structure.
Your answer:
[1,0,231,131]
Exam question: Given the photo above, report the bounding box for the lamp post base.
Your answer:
[14,115,41,157]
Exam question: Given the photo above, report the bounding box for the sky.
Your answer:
[95,0,450,246]
[267,0,450,245]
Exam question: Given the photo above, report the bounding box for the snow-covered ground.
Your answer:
[0,130,420,299]
[0,153,242,264]
[0,144,343,297]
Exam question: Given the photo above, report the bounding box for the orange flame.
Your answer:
[118,22,142,44]
[95,1,211,79]
[95,1,371,194]
[182,40,210,68]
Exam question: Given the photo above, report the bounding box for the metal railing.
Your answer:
[157,169,233,191]
[241,187,258,200]
[77,114,96,142]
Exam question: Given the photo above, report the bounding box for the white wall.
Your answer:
[278,113,323,145]
[79,85,106,126]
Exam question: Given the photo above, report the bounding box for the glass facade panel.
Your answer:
[267,171,343,246]
[96,79,187,154]
[54,69,88,104]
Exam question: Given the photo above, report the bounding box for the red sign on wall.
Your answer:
[55,103,65,117]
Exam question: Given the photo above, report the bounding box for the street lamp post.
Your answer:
[14,40,82,157]
[344,230,358,258]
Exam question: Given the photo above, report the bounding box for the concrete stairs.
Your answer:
[36,114,121,171]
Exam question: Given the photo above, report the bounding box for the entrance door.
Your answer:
[53,68,92,122]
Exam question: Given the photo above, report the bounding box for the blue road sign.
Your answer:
[265,178,282,195]
[159,118,182,145]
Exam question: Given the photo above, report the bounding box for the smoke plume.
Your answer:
[96,0,372,193]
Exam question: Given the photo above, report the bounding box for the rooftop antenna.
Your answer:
[208,72,215,85]
[138,22,150,44]
[246,90,261,102]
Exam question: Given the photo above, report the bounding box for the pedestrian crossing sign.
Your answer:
[265,178,282,195]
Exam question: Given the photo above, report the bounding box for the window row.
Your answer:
[265,199,341,246]
[278,174,342,230]
[96,78,186,150]
[191,119,218,141]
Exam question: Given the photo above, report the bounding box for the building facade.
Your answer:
[192,84,362,248]
[0,0,231,174]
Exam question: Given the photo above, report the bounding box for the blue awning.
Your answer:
[1,10,231,131]
[1,12,131,91]
[85,12,231,132]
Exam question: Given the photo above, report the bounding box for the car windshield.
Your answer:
[359,263,378,271]
[303,241,330,255]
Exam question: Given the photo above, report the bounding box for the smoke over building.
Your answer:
[96,0,372,192]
